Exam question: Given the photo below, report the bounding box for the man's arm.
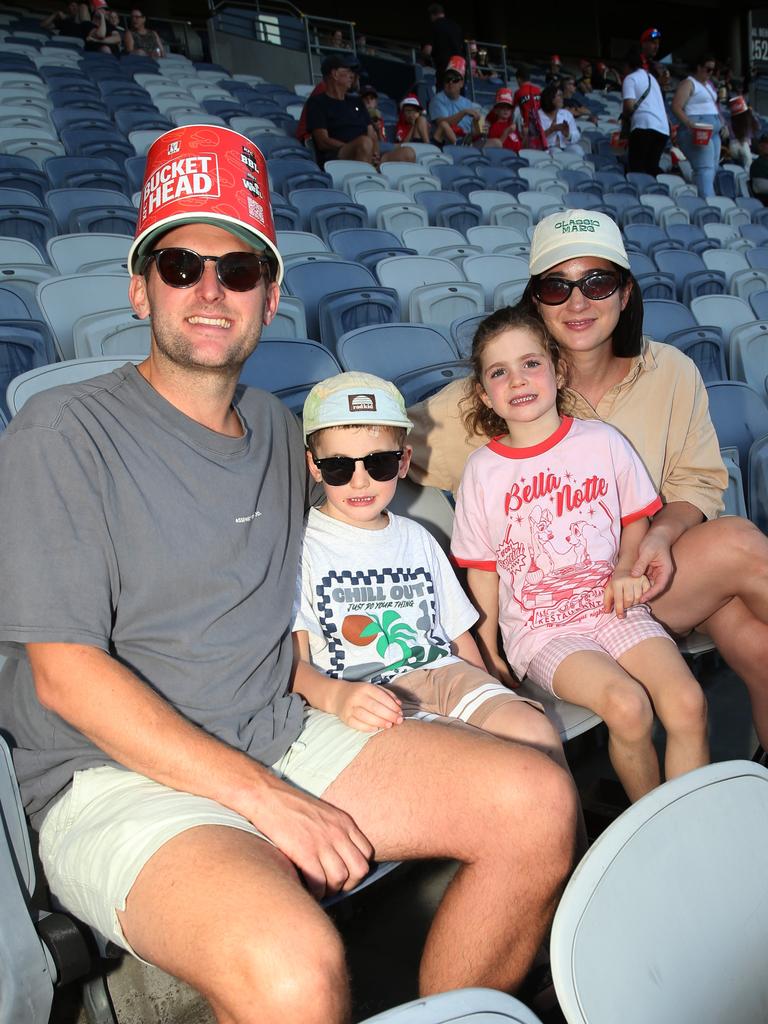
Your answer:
[27,642,373,897]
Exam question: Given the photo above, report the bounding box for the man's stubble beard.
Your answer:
[149,309,265,375]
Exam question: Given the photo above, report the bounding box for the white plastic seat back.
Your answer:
[690,293,753,351]
[359,987,544,1023]
[7,357,143,416]
[46,233,131,276]
[702,248,749,285]
[408,282,485,325]
[551,761,768,1024]
[467,190,523,226]
[466,225,528,251]
[36,274,131,360]
[463,254,530,307]
[72,308,149,358]
[377,255,464,318]
[401,227,466,255]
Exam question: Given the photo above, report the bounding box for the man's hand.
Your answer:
[253,782,373,899]
[329,680,403,732]
[631,528,675,602]
[604,569,650,618]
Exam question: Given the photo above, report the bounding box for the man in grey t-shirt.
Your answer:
[0,139,577,1022]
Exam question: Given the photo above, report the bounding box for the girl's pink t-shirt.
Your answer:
[451,416,662,677]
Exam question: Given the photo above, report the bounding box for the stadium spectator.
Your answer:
[427,2,464,88]
[40,0,90,38]
[84,3,122,54]
[640,27,661,77]
[545,54,562,85]
[562,76,598,123]
[592,61,621,92]
[727,94,761,169]
[295,54,358,145]
[428,57,483,144]
[395,94,431,144]
[360,84,386,141]
[539,84,581,150]
[306,55,415,166]
[513,63,548,150]
[418,41,434,67]
[407,208,768,757]
[749,132,768,203]
[622,44,670,176]
[124,8,164,57]
[576,59,593,93]
[485,87,523,151]
[672,55,722,197]
[0,128,578,1024]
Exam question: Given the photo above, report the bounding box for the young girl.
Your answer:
[451,305,709,802]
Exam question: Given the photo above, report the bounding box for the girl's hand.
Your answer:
[486,650,520,689]
[330,681,403,732]
[604,569,650,618]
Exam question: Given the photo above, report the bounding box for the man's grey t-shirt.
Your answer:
[0,363,308,828]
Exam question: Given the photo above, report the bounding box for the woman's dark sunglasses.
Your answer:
[143,248,273,291]
[533,270,623,306]
[312,450,403,487]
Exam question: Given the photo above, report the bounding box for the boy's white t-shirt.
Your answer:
[294,507,478,684]
[451,417,662,678]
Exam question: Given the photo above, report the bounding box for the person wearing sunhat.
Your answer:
[428,55,484,144]
[0,123,578,1024]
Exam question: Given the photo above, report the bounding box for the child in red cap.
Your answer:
[486,87,523,151]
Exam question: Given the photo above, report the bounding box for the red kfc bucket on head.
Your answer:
[128,124,284,285]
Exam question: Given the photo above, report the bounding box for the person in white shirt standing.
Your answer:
[622,45,670,176]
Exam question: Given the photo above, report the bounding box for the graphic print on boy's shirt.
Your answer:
[295,508,478,685]
[451,417,662,676]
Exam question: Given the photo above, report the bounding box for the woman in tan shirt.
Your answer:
[409,209,768,750]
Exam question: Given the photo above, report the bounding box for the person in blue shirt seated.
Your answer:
[428,55,483,145]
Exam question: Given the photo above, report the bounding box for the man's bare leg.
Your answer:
[323,719,578,994]
[119,826,350,1024]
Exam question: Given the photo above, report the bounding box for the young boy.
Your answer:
[291,371,562,755]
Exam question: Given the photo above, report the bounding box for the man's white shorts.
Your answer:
[38,707,373,959]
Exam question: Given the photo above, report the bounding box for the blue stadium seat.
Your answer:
[664,326,728,382]
[676,194,721,227]
[706,382,768,496]
[239,339,341,412]
[474,165,525,196]
[336,323,467,404]
[45,156,127,193]
[450,312,485,359]
[432,164,482,199]
[60,127,134,166]
[602,193,653,227]
[269,158,332,195]
[328,228,402,260]
[283,259,377,340]
[288,187,364,232]
[113,110,173,135]
[317,286,400,353]
[46,188,134,234]
[654,249,726,304]
[416,191,482,234]
[642,298,697,340]
[665,223,717,256]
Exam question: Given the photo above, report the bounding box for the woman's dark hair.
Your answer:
[520,266,644,359]
[692,55,717,73]
[540,83,561,114]
[461,304,566,439]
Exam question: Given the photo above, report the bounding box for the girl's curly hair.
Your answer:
[460,303,567,440]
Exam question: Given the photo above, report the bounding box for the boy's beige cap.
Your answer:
[302,371,412,442]
[529,209,630,276]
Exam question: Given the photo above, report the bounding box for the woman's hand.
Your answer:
[604,569,650,617]
[329,681,403,732]
[630,528,675,601]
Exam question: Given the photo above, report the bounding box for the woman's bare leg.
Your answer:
[649,517,768,746]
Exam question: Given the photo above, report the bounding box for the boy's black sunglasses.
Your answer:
[143,248,273,291]
[532,269,623,306]
[312,450,404,487]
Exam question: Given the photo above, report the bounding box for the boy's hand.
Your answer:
[604,569,650,618]
[330,681,403,732]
